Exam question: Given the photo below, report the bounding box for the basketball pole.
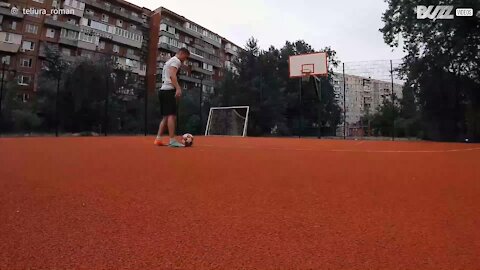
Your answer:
[390,60,395,141]
[298,78,303,138]
[343,63,346,139]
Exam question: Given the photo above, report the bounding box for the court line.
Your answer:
[199,144,480,153]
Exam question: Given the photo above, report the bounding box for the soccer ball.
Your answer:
[182,133,194,147]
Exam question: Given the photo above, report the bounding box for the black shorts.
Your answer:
[158,90,177,116]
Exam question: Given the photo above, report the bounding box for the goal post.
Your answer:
[205,106,250,137]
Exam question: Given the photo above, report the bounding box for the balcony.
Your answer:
[200,35,221,48]
[159,30,176,39]
[225,47,237,56]
[178,75,201,84]
[0,32,22,52]
[59,37,78,47]
[157,54,171,62]
[111,8,143,24]
[191,66,213,76]
[62,1,84,17]
[158,41,178,53]
[45,18,81,31]
[202,79,215,87]
[83,0,143,24]
[112,34,141,49]
[193,43,215,55]
[83,0,111,13]
[126,53,140,61]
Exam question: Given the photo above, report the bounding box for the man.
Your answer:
[154,48,190,147]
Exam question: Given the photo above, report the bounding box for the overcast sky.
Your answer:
[132,0,405,62]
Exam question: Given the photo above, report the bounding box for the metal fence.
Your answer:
[2,58,474,141]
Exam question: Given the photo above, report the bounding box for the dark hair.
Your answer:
[178,48,190,56]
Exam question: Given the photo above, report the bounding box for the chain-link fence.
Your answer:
[1,56,477,142]
[0,53,208,137]
[331,59,406,140]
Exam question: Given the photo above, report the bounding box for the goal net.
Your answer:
[205,106,250,137]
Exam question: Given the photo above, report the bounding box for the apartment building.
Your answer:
[147,7,240,95]
[0,1,241,101]
[0,0,151,100]
[332,73,403,135]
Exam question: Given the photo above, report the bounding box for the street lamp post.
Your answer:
[199,75,204,134]
[55,69,61,137]
[0,61,6,122]
[43,58,67,137]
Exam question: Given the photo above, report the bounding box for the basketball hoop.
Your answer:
[289,52,328,78]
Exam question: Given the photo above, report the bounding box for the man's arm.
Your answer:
[169,66,182,97]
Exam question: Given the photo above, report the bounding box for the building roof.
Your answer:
[154,6,242,49]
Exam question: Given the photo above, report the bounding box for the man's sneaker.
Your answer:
[168,140,185,148]
[154,139,165,146]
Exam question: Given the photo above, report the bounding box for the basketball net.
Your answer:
[301,72,312,82]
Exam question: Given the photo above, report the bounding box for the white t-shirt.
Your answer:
[160,56,182,90]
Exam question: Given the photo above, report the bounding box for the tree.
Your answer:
[380,0,480,141]
[209,38,342,137]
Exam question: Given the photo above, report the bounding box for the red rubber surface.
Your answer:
[1,137,479,269]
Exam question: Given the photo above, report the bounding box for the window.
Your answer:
[21,58,33,68]
[18,75,31,85]
[183,83,188,90]
[160,23,167,31]
[99,41,105,49]
[85,9,94,15]
[82,51,92,59]
[159,36,168,44]
[11,21,17,30]
[1,56,11,65]
[130,24,136,30]
[22,41,35,51]
[119,7,125,13]
[90,20,108,32]
[67,18,77,25]
[127,48,134,55]
[79,32,95,43]
[170,38,179,48]
[202,63,213,71]
[116,19,123,27]
[33,0,44,3]
[28,12,41,18]
[60,29,79,39]
[22,93,30,103]
[102,14,109,23]
[25,24,39,34]
[46,28,55,38]
[62,47,71,56]
[113,44,119,53]
[52,0,58,7]
[132,12,138,17]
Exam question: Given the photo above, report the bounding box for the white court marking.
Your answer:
[199,144,480,153]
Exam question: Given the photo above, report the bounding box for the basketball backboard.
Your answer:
[289,52,328,78]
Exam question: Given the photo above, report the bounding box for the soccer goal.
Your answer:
[205,106,250,137]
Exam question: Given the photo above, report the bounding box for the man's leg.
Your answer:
[167,115,175,138]
[167,115,184,147]
[157,117,167,137]
[154,117,168,146]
